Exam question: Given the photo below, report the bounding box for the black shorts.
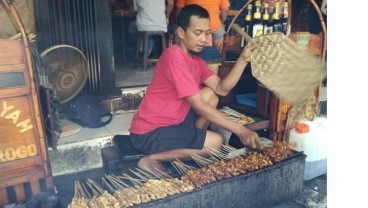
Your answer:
[130,110,207,154]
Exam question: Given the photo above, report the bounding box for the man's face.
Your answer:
[178,16,211,55]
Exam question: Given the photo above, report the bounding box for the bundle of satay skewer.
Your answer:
[219,106,255,125]
[68,141,294,207]
[68,169,195,207]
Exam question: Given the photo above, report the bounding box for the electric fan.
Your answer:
[40,44,89,137]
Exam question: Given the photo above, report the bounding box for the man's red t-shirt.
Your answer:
[129,45,214,134]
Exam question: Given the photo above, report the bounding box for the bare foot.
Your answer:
[138,156,167,173]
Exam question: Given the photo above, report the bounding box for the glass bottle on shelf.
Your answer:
[252,0,263,37]
[241,4,253,47]
[272,2,283,32]
[281,1,289,34]
[262,2,273,35]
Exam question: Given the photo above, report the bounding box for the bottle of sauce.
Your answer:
[262,2,273,35]
[252,0,263,37]
[241,4,253,47]
[281,1,289,35]
[272,2,283,33]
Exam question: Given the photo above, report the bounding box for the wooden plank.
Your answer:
[0,40,22,59]
[0,186,9,206]
[29,178,40,195]
[0,87,30,97]
[0,171,45,188]
[0,63,26,71]
[268,94,279,141]
[44,176,54,191]
[276,100,290,133]
[0,57,24,66]
[0,163,42,182]
[256,84,270,118]
[14,183,26,203]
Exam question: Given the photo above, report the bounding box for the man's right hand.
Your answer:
[235,126,264,149]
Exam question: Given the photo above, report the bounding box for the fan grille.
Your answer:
[41,45,88,104]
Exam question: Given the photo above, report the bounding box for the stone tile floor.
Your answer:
[274,174,327,208]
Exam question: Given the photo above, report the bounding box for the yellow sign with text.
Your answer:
[0,144,38,163]
[0,97,38,163]
[1,100,33,133]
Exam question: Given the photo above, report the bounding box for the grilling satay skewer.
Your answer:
[131,169,182,197]
[151,168,173,179]
[171,160,186,175]
[87,179,122,208]
[222,144,239,153]
[121,173,154,203]
[103,176,130,208]
[121,173,168,200]
[127,169,163,201]
[135,168,157,179]
[205,147,229,160]
[79,181,90,207]
[68,181,89,208]
[191,153,213,167]
[106,175,137,206]
[108,175,142,206]
[140,166,168,179]
[134,167,190,194]
[171,159,191,174]
[129,169,152,181]
[85,180,101,207]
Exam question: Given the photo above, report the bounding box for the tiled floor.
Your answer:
[115,63,155,87]
[56,113,134,146]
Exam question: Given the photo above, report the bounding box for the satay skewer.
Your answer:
[129,169,151,181]
[191,153,213,167]
[222,144,239,153]
[135,168,157,179]
[205,147,228,160]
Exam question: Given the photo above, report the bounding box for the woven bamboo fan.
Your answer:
[232,24,326,105]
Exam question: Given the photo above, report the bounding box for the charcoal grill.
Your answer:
[100,151,305,208]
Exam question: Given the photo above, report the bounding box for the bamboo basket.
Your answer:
[226,0,327,105]
[232,24,326,105]
[225,0,327,141]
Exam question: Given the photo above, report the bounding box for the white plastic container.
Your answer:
[289,117,327,180]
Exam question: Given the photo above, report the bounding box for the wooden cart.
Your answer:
[0,0,54,205]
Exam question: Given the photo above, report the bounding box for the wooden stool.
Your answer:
[136,31,166,71]
[101,135,146,174]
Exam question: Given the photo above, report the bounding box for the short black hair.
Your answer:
[177,4,210,31]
